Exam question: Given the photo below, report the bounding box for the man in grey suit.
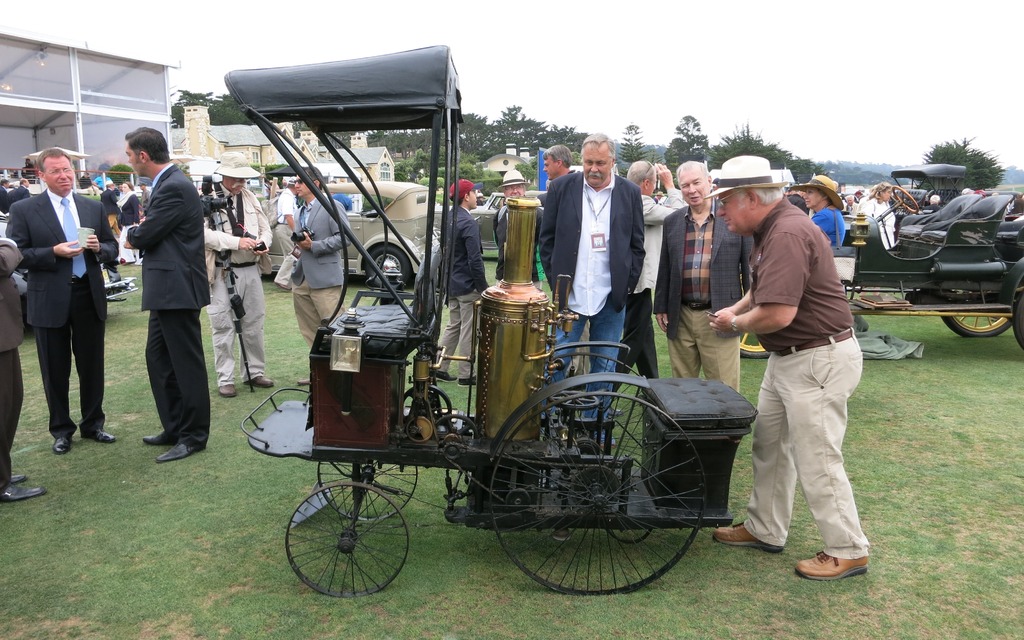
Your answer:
[290,173,350,368]
[125,127,211,463]
[538,133,646,382]
[654,161,752,391]
[7,148,118,455]
[0,237,47,502]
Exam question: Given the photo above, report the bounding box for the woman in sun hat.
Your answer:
[792,175,846,247]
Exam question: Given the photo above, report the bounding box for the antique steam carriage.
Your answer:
[228,47,755,596]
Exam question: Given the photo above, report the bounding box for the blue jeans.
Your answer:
[550,302,625,419]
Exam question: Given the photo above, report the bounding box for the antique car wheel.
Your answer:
[488,378,704,595]
[285,481,409,597]
[941,315,1011,338]
[891,185,921,213]
[368,244,414,286]
[1013,293,1024,351]
[739,332,769,359]
[316,461,419,518]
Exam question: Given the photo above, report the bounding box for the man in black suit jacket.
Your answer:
[653,161,752,391]
[8,179,31,205]
[7,148,118,454]
[538,133,645,383]
[0,179,10,214]
[99,180,121,238]
[124,127,211,463]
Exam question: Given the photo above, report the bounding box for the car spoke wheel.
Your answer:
[489,378,704,595]
[941,315,1010,338]
[739,332,769,359]
[368,245,413,286]
[285,482,409,597]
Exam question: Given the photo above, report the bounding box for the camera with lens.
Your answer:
[291,227,315,243]
[200,176,228,217]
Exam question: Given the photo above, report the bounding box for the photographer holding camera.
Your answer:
[203,153,275,398]
[290,172,349,380]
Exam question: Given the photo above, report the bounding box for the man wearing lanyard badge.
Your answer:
[539,133,646,383]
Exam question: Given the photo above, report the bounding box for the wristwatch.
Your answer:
[730,317,739,332]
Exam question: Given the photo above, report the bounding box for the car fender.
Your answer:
[998,259,1024,305]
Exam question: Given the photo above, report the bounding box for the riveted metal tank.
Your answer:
[475,197,549,439]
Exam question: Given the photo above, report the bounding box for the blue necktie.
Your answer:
[299,204,309,230]
[61,197,86,277]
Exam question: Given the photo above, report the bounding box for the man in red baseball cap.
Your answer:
[437,179,488,385]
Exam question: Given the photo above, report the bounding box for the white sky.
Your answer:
[35,0,1024,168]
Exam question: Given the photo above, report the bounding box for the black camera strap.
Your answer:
[225,194,244,237]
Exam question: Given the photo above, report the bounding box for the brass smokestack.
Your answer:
[475,197,548,439]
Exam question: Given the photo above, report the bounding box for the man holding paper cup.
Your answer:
[7,148,118,455]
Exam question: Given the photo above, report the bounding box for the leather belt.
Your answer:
[773,328,854,357]
[231,262,257,268]
[70,274,88,284]
[683,301,711,311]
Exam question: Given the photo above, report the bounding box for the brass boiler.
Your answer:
[475,196,550,439]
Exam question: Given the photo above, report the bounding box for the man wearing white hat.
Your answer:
[205,152,275,398]
[705,155,870,581]
[493,169,541,285]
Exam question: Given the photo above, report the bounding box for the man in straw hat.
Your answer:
[493,169,541,286]
[705,155,870,580]
[205,152,275,398]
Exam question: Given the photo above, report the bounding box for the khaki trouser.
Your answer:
[207,265,267,386]
[666,306,741,391]
[292,280,343,347]
[743,336,870,559]
[438,292,479,379]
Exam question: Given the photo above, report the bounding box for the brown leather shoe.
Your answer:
[712,522,784,553]
[795,552,868,580]
[218,384,237,398]
[297,378,311,386]
[248,376,275,388]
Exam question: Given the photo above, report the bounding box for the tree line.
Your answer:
[172,92,1006,190]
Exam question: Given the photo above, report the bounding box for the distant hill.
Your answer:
[824,161,1024,190]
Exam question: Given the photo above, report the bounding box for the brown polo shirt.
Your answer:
[749,199,854,352]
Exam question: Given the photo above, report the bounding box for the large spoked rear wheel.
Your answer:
[316,461,419,518]
[941,315,1011,338]
[285,481,409,597]
[1013,293,1024,351]
[489,377,705,594]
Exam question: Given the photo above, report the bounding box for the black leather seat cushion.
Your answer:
[646,378,756,429]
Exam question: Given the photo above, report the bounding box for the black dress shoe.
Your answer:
[10,474,26,484]
[155,443,203,463]
[84,430,117,443]
[458,376,476,386]
[52,437,71,455]
[1,485,47,502]
[142,433,175,446]
[435,371,455,382]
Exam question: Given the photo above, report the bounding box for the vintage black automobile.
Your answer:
[227,46,755,597]
[741,166,1024,358]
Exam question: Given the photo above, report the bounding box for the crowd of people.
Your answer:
[3,135,884,582]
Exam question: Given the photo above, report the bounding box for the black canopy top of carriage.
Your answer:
[891,164,966,181]
[224,45,462,132]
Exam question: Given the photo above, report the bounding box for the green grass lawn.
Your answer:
[2,258,1023,639]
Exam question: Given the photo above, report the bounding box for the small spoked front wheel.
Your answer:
[285,481,409,597]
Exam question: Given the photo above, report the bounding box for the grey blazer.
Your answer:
[653,207,752,339]
[291,198,349,289]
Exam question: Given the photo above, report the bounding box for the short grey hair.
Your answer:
[582,133,615,160]
[545,144,573,167]
[626,161,654,186]
[750,186,786,205]
[676,161,709,184]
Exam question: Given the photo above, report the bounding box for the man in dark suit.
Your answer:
[538,133,645,383]
[0,237,47,502]
[100,180,121,238]
[8,179,31,205]
[654,161,752,391]
[7,148,118,455]
[124,127,211,463]
[0,179,10,214]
